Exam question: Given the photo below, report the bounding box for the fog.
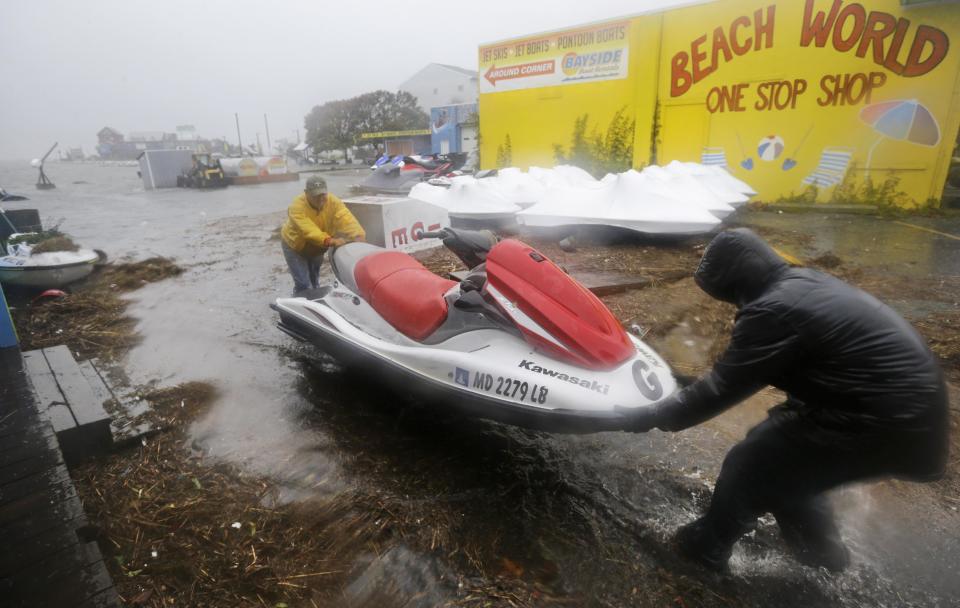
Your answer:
[0,0,696,161]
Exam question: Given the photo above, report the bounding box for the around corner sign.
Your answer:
[668,0,951,112]
[479,21,630,94]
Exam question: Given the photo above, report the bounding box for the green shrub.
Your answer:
[554,108,635,178]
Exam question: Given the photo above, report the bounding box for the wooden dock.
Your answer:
[0,347,120,607]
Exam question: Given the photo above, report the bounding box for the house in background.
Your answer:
[431,103,478,155]
[360,129,432,157]
[399,63,478,113]
[97,127,124,146]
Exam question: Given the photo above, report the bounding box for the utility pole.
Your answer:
[256,133,263,156]
[235,113,243,156]
[296,128,301,144]
[264,114,272,155]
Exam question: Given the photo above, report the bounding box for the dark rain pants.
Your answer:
[692,401,942,563]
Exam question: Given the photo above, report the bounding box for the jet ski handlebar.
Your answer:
[419,230,448,239]
[421,227,498,269]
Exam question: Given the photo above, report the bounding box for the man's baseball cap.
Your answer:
[305,175,328,195]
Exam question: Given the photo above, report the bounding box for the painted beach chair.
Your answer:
[701,147,728,168]
[801,148,854,188]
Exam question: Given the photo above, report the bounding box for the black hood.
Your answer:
[694,228,788,305]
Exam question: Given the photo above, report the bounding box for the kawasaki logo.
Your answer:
[518,359,609,395]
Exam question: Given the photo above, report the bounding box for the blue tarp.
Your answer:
[0,282,17,348]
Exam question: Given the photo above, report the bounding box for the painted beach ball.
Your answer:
[757,135,785,161]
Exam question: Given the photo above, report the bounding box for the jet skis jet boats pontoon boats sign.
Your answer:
[272,228,676,432]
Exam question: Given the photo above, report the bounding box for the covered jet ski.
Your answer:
[273,228,676,432]
[410,177,521,229]
[480,167,545,208]
[518,169,723,235]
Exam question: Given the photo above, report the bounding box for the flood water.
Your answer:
[2,161,958,606]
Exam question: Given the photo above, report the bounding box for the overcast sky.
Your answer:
[0,0,694,160]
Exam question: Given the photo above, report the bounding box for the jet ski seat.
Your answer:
[354,251,457,341]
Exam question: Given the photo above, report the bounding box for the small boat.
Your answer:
[0,188,28,202]
[0,248,101,288]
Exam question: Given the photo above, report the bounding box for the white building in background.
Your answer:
[398,63,478,113]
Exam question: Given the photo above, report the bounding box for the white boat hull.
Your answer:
[0,250,99,288]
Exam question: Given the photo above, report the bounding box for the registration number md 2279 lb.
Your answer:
[471,371,548,404]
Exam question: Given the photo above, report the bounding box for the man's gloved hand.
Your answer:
[613,404,661,433]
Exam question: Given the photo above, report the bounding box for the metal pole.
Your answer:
[235,113,243,156]
[264,114,272,154]
[40,141,59,163]
[296,128,301,144]
[256,133,262,156]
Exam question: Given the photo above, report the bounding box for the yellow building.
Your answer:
[478,0,960,207]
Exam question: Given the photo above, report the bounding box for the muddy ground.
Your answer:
[3,164,959,607]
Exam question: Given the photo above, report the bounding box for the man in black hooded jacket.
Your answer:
[620,228,949,572]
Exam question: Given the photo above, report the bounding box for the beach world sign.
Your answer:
[479,21,630,93]
[669,0,951,113]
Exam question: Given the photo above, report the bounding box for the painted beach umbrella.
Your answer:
[860,99,940,178]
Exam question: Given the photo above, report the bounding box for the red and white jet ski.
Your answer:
[272,228,676,432]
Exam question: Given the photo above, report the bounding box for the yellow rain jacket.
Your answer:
[281,193,365,255]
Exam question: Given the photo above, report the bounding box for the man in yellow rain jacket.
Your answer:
[280,175,365,293]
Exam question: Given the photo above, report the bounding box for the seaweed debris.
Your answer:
[10,257,183,359]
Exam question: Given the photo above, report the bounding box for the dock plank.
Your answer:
[0,422,56,454]
[2,540,108,602]
[0,483,80,530]
[25,558,118,608]
[0,510,87,552]
[0,425,57,465]
[0,439,63,486]
[0,407,34,438]
[22,349,77,433]
[0,517,85,574]
[0,461,76,507]
[44,345,109,427]
[78,359,115,411]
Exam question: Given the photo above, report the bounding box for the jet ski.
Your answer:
[403,152,468,176]
[358,163,426,194]
[272,228,676,433]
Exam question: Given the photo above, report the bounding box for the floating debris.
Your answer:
[10,257,183,359]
